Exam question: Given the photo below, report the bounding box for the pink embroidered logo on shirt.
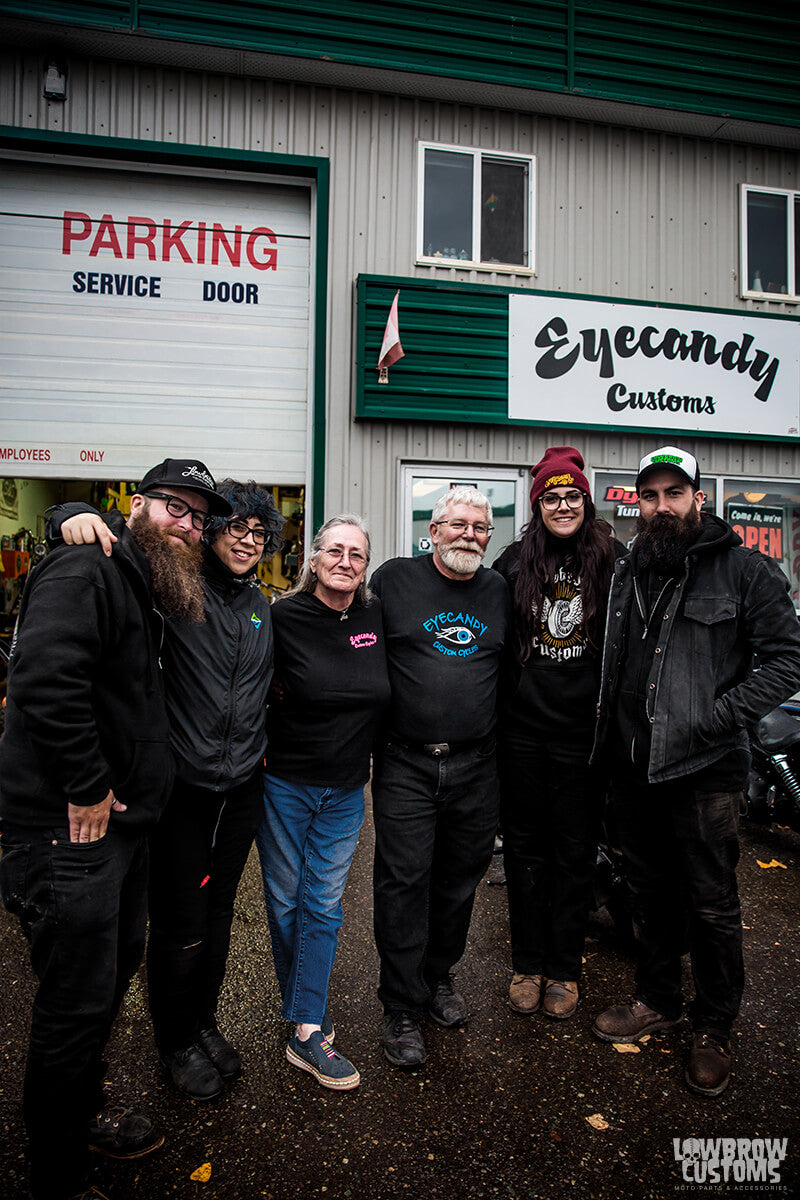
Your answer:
[350,632,377,649]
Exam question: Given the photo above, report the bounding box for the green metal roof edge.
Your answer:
[0,126,330,522]
[3,6,798,131]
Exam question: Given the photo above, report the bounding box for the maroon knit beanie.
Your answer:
[529,446,590,507]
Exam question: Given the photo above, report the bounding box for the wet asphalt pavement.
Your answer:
[1,793,799,1200]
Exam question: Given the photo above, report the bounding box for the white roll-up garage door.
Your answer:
[0,156,312,483]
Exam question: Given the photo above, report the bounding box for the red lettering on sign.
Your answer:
[89,214,123,259]
[0,447,51,462]
[60,212,279,271]
[126,218,158,261]
[62,211,92,253]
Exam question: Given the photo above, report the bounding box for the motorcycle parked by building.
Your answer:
[746,702,800,833]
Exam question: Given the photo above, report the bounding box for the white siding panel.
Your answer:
[1,53,799,559]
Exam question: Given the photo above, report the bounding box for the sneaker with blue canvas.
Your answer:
[286,1030,360,1090]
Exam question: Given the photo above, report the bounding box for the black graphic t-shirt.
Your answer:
[266,592,391,787]
[493,543,599,740]
[370,554,509,744]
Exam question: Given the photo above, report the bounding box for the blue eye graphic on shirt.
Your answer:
[438,626,476,646]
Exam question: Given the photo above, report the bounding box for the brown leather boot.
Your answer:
[685,1032,732,1097]
[507,973,543,1015]
[593,998,682,1043]
[543,979,579,1019]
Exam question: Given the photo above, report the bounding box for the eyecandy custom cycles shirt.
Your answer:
[370,554,508,744]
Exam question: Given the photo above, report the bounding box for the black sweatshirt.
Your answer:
[0,512,174,830]
[370,554,508,744]
[265,591,390,787]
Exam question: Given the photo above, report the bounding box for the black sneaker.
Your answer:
[428,975,468,1027]
[161,1044,224,1101]
[197,1026,242,1081]
[381,1012,427,1068]
[87,1105,164,1159]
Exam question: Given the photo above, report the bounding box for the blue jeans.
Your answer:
[256,773,365,1024]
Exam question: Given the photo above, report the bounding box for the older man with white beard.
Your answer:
[370,486,509,1068]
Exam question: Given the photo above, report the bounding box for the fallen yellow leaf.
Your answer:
[612,1042,641,1054]
[190,1163,212,1183]
[587,1114,609,1130]
[757,859,787,869]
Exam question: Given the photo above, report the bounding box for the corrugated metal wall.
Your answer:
[2,51,800,562]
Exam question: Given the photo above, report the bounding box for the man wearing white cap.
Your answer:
[591,445,800,1097]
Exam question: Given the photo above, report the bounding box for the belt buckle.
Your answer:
[423,742,450,758]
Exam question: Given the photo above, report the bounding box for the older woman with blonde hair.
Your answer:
[256,514,390,1090]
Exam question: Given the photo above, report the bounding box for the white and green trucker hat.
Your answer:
[635,446,701,492]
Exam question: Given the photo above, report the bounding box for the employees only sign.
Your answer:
[508,294,800,438]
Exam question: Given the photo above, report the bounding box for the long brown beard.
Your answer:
[634,505,701,572]
[129,512,206,622]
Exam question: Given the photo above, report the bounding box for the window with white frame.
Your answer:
[417,143,535,272]
[740,184,800,300]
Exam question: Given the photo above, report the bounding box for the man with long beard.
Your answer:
[370,486,508,1068]
[0,458,229,1200]
[591,446,800,1097]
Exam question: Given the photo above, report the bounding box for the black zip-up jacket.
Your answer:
[46,506,274,792]
[0,511,174,830]
[592,513,800,783]
[165,547,274,791]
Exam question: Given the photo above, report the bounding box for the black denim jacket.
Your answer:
[592,513,800,783]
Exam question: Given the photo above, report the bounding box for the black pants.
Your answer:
[611,778,744,1036]
[500,736,601,981]
[372,737,499,1018]
[147,771,263,1053]
[0,822,148,1200]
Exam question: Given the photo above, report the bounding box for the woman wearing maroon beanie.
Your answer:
[493,446,621,1019]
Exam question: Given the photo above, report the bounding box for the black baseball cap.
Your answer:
[136,458,232,516]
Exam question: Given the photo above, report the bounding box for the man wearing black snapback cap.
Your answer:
[0,457,227,1200]
[590,445,800,1097]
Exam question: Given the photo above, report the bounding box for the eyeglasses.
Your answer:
[432,519,494,537]
[144,491,209,530]
[539,491,586,511]
[226,519,268,546]
[319,547,367,566]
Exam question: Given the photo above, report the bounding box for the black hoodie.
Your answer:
[0,511,174,830]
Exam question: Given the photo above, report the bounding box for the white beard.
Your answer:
[438,542,485,575]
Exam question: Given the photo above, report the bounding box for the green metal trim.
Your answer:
[4,1,799,130]
[0,126,329,526]
[356,273,800,444]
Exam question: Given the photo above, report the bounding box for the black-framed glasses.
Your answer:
[539,491,586,511]
[226,518,268,546]
[432,519,494,537]
[143,490,209,530]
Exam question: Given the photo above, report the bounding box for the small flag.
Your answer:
[377,291,404,383]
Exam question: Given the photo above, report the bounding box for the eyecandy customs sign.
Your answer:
[508,294,799,438]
